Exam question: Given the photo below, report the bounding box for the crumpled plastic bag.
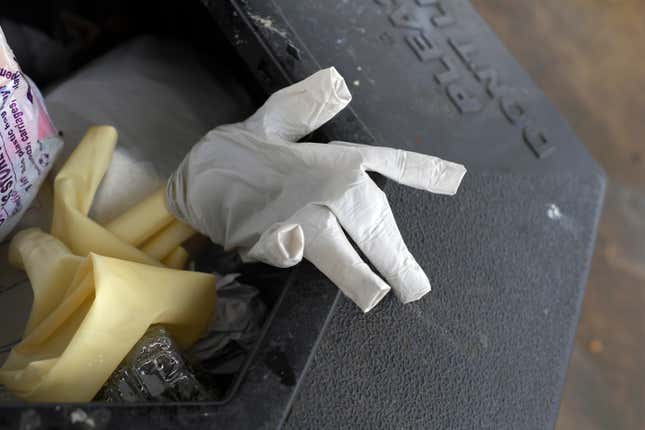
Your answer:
[186,246,271,379]
[0,26,63,241]
[190,273,267,362]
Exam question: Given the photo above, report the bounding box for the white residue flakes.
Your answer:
[249,14,288,38]
[547,203,562,220]
[546,203,579,236]
[70,409,95,428]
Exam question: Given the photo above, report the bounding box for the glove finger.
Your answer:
[330,141,466,196]
[294,205,390,313]
[243,67,351,142]
[329,179,431,304]
[242,222,304,268]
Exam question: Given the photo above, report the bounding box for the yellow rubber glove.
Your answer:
[7,229,84,336]
[0,229,214,402]
[51,126,162,266]
[104,189,175,247]
[162,246,191,269]
[0,126,216,402]
[50,126,194,266]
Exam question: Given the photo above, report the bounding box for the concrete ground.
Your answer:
[471,1,645,429]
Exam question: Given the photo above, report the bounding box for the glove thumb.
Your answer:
[241,222,304,268]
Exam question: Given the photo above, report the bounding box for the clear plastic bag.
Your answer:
[97,326,213,402]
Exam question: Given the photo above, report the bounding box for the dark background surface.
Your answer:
[209,0,605,428]
[1,0,642,428]
[286,172,603,429]
[470,2,645,429]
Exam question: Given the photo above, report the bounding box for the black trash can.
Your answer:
[0,1,605,428]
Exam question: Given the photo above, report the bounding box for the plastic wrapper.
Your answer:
[190,273,267,361]
[187,246,270,386]
[97,325,213,402]
[0,26,63,241]
[96,261,269,402]
[188,272,267,384]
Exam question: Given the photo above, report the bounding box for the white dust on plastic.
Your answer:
[546,203,562,220]
[70,409,95,428]
[546,203,579,236]
[249,14,288,38]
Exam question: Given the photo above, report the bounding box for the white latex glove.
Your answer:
[167,67,466,312]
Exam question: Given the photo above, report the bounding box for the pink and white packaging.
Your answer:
[0,26,62,240]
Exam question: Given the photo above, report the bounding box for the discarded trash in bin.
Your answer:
[0,228,215,402]
[94,253,270,402]
[0,127,216,402]
[189,271,267,381]
[0,30,287,417]
[97,326,214,402]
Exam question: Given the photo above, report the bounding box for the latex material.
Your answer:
[51,127,160,266]
[162,246,190,270]
[51,126,193,265]
[167,68,466,312]
[0,229,214,402]
[44,36,255,225]
[0,126,214,401]
[7,229,83,335]
[140,220,195,261]
[104,189,175,247]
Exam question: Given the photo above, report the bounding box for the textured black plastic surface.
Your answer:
[205,0,597,175]
[286,172,604,429]
[203,0,606,429]
[0,0,605,428]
